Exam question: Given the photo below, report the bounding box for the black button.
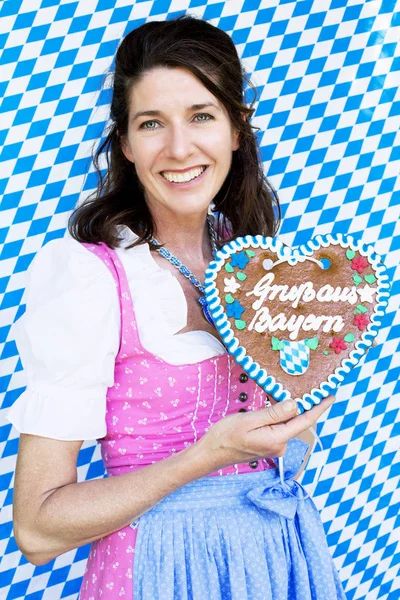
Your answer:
[238,408,247,413]
[239,392,248,402]
[249,461,259,469]
[239,373,248,383]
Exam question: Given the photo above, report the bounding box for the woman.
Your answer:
[7,14,346,600]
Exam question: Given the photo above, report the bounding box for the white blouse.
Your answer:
[6,227,226,441]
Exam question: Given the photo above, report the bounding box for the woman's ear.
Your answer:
[120,135,135,164]
[232,129,240,152]
[232,112,247,151]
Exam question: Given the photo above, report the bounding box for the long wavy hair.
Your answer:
[68,14,281,249]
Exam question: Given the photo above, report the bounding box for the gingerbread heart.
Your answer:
[205,234,390,413]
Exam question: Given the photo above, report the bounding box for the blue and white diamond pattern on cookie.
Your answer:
[279,340,310,376]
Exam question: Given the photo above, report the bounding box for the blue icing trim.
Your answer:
[320,381,335,395]
[248,363,259,377]
[229,338,239,351]
[234,347,246,361]
[242,356,253,370]
[311,389,324,402]
[233,238,244,250]
[274,388,288,402]
[256,371,268,385]
[219,325,230,337]
[302,394,314,407]
[206,291,218,303]
[212,306,223,318]
[264,376,274,388]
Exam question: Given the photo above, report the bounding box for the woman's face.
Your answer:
[121,67,240,220]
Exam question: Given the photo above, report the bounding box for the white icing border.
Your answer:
[204,234,391,413]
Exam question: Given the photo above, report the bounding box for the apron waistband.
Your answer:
[131,467,310,527]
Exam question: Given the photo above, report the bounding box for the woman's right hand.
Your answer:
[198,396,335,472]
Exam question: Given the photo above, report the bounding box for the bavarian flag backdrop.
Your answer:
[1,1,399,599]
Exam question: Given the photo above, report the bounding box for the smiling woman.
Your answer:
[118,66,240,223]
[7,13,345,600]
[67,14,280,248]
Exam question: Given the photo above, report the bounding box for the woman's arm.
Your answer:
[13,433,212,566]
[14,397,333,567]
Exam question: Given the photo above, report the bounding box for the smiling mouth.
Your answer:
[161,165,208,183]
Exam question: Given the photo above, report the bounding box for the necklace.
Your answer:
[148,215,217,328]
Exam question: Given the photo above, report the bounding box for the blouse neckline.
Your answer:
[115,225,228,361]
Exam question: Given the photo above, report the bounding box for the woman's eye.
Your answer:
[139,113,214,130]
[140,120,158,130]
[194,113,213,122]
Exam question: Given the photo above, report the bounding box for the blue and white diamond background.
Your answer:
[0,1,399,598]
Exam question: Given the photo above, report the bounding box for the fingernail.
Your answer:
[283,400,297,413]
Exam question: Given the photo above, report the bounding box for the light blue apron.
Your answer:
[131,438,346,600]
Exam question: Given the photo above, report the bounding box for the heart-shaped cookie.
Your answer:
[205,234,390,413]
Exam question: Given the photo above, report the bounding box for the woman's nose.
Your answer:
[164,123,194,161]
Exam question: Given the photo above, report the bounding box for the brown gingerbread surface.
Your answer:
[214,244,379,401]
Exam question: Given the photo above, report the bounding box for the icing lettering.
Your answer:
[316,285,334,302]
[247,272,373,309]
[248,307,345,341]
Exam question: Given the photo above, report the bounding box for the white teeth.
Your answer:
[162,166,206,183]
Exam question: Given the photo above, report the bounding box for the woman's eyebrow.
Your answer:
[132,103,221,121]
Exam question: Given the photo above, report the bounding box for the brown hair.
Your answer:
[68,14,281,248]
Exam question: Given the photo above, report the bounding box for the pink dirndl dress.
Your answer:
[79,242,346,600]
[78,242,278,599]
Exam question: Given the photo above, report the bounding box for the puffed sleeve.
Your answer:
[5,236,120,441]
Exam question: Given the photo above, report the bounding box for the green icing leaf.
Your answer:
[235,319,246,330]
[346,250,355,260]
[271,337,284,351]
[344,333,355,342]
[323,350,329,355]
[305,337,319,350]
[354,304,367,314]
[236,271,247,281]
[353,274,363,285]
[245,249,256,257]
[225,263,234,273]
[364,274,376,284]
[225,294,235,304]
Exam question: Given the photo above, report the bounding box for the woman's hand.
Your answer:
[198,395,335,473]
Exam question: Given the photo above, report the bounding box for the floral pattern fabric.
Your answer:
[78,242,276,600]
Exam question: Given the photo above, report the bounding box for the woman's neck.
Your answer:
[151,210,213,262]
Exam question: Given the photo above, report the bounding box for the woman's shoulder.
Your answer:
[22,234,120,314]
[14,234,121,383]
[29,234,114,281]
[31,233,104,266]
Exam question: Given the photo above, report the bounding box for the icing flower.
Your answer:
[351,256,369,274]
[224,276,241,294]
[226,300,245,319]
[231,251,249,270]
[354,313,369,331]
[329,337,348,354]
